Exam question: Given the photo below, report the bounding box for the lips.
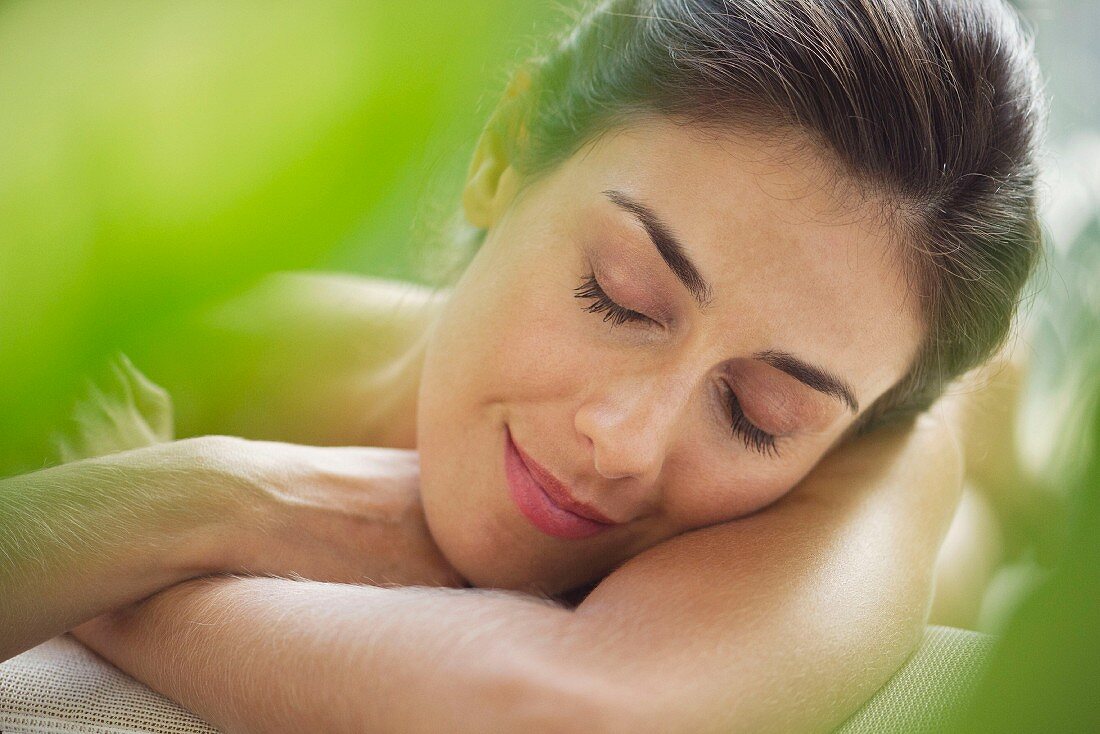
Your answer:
[504,427,617,540]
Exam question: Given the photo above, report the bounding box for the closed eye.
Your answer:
[721,383,780,458]
[573,272,657,328]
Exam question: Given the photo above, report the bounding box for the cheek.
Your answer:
[493,317,591,398]
[413,262,596,579]
[466,275,597,401]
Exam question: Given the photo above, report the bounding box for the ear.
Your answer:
[462,68,532,229]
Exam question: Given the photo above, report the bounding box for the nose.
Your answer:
[573,368,692,485]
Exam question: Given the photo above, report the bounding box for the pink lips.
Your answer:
[504,427,616,540]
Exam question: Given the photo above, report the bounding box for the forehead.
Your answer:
[537,116,923,403]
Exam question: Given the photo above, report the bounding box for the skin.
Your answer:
[67,407,962,732]
[4,109,969,731]
[0,357,462,661]
[416,116,922,594]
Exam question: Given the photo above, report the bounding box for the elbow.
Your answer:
[479,659,655,734]
[509,682,651,734]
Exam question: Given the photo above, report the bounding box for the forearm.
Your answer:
[74,411,963,734]
[575,414,964,732]
[0,443,240,660]
[76,577,621,734]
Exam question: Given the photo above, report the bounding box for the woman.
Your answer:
[0,0,1043,730]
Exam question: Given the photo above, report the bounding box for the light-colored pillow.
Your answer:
[0,635,216,734]
[1,627,993,733]
[835,625,995,733]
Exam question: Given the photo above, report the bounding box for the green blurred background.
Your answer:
[952,3,1100,729]
[0,0,566,475]
[1,0,1097,729]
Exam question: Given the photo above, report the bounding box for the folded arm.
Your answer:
[75,408,962,733]
[0,358,235,661]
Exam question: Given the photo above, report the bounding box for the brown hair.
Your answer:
[461,0,1045,433]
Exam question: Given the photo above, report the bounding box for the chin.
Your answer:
[416,411,607,596]
[418,488,591,596]
[424,504,556,593]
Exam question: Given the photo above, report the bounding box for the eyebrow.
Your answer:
[753,350,860,413]
[602,189,859,414]
[603,189,714,309]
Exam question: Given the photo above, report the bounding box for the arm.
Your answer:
[0,356,234,660]
[75,406,962,733]
[0,274,448,659]
[2,355,460,662]
[0,442,239,661]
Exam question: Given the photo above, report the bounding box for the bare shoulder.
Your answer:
[160,271,449,443]
[205,271,448,371]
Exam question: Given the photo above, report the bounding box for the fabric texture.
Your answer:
[0,635,216,734]
[835,625,995,733]
[1,627,992,733]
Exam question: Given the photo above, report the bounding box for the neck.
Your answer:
[373,335,428,450]
[356,293,445,451]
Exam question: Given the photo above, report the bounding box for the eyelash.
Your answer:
[573,272,654,327]
[574,272,780,458]
[722,384,780,458]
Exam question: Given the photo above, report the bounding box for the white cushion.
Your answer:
[0,635,217,733]
[1,627,993,733]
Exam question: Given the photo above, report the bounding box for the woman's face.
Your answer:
[416,117,922,595]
